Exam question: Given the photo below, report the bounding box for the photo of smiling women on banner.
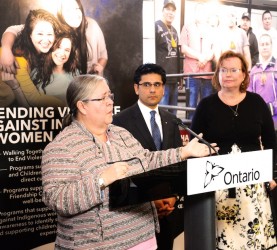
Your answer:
[0,0,108,76]
[0,0,108,107]
[0,9,66,107]
[31,33,79,105]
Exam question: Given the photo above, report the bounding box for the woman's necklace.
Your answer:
[228,104,239,117]
[218,91,242,117]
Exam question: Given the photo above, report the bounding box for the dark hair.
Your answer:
[212,50,250,92]
[133,63,166,85]
[57,0,88,74]
[13,9,63,70]
[62,74,108,128]
[33,33,79,92]
[262,10,272,20]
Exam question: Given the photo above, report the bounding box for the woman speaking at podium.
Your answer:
[40,74,218,250]
[191,50,277,249]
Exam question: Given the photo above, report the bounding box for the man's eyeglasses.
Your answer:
[82,93,114,103]
[138,82,164,88]
[219,68,242,74]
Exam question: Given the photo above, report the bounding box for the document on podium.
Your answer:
[187,149,273,195]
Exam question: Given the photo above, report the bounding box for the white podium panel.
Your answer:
[187,149,273,195]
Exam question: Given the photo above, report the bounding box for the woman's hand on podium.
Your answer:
[180,133,219,160]
[100,161,129,186]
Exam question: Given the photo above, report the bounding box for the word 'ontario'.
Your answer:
[224,169,260,185]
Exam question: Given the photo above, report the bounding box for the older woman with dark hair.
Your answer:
[191,50,277,249]
[41,74,217,250]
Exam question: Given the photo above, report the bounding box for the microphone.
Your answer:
[174,118,219,155]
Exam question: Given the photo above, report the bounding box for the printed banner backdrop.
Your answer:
[83,0,142,109]
[0,107,64,249]
[0,0,142,249]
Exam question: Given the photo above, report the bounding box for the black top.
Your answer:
[191,91,277,177]
[238,26,259,67]
[155,20,179,84]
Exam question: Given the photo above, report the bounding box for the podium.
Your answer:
[109,150,273,250]
[109,161,187,208]
[185,149,273,250]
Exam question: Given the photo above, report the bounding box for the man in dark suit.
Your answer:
[113,63,184,250]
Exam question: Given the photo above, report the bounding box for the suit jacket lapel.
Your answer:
[133,104,157,150]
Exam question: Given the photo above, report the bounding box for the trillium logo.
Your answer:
[204,161,224,188]
[187,150,271,196]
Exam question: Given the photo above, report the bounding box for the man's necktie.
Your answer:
[150,110,162,150]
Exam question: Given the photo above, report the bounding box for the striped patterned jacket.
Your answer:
[41,120,181,250]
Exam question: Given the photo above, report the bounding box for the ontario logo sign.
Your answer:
[187,150,272,195]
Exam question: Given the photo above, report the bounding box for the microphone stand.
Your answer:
[174,118,219,156]
[175,118,216,250]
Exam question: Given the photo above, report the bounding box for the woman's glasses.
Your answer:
[82,93,114,103]
[219,68,242,74]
